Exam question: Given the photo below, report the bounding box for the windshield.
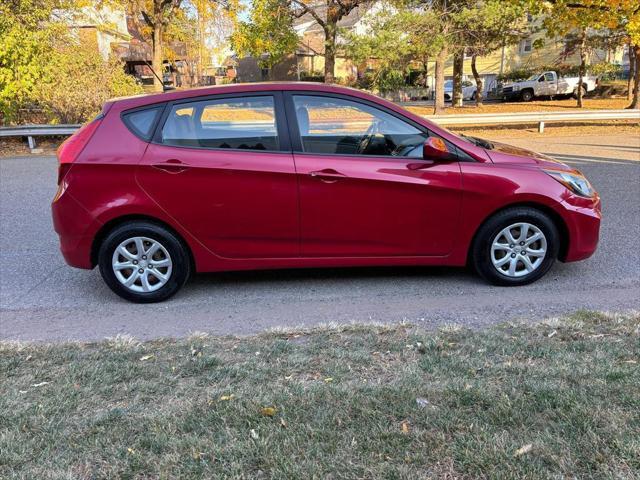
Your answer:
[526,74,539,81]
[436,125,494,150]
[444,80,453,88]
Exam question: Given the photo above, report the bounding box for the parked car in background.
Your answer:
[443,80,477,101]
[52,83,601,302]
[499,71,598,102]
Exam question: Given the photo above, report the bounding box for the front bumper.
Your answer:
[560,194,601,262]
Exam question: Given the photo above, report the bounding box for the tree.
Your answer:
[0,0,71,123]
[343,9,441,93]
[126,0,183,92]
[540,0,640,109]
[456,0,529,106]
[230,0,298,77]
[288,0,374,83]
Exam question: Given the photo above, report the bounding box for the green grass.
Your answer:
[2,311,639,479]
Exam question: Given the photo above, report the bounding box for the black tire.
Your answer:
[98,221,191,303]
[521,89,534,102]
[471,207,559,286]
[573,85,587,99]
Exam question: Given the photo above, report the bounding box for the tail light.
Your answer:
[56,115,103,184]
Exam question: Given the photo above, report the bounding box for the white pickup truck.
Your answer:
[499,71,598,102]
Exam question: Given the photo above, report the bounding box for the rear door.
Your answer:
[136,92,299,258]
[286,93,462,257]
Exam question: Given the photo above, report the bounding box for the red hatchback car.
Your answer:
[52,83,601,302]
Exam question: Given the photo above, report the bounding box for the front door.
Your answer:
[137,93,299,259]
[287,94,462,257]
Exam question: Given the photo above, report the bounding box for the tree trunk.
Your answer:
[324,23,337,83]
[577,29,587,108]
[471,54,483,107]
[152,22,164,92]
[628,43,636,102]
[452,50,464,107]
[433,45,447,115]
[627,44,640,109]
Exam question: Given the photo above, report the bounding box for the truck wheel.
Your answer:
[521,89,534,102]
[573,86,587,99]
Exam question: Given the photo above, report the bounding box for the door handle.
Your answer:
[152,159,190,174]
[309,169,345,183]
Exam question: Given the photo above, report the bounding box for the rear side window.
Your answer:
[122,106,163,141]
[161,96,278,151]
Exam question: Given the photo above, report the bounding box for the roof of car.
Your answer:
[107,82,374,110]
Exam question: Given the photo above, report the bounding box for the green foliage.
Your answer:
[343,9,443,92]
[0,0,70,123]
[230,0,298,70]
[0,0,142,124]
[37,41,142,124]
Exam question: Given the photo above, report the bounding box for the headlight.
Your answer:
[544,169,595,198]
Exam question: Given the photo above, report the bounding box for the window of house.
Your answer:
[292,95,430,157]
[520,39,533,53]
[161,96,278,150]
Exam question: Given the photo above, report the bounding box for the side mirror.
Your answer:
[423,137,453,161]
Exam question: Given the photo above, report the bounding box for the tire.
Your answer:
[98,221,191,303]
[520,89,534,102]
[573,85,587,99]
[471,207,559,286]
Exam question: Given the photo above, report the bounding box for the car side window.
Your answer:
[161,96,279,150]
[544,73,554,82]
[292,95,429,158]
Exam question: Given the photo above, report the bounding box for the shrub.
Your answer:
[37,40,142,124]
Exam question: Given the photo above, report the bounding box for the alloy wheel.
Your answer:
[491,223,547,278]
[111,236,173,292]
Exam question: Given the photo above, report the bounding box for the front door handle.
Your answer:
[152,159,190,174]
[309,168,345,183]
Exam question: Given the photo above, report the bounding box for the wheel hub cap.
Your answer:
[491,222,547,278]
[112,236,173,293]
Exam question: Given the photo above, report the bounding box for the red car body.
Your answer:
[52,82,600,277]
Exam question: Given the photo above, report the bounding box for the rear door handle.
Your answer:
[152,159,190,174]
[309,168,346,183]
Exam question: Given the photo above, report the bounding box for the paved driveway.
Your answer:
[1,134,638,341]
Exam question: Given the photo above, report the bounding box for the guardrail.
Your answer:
[424,109,639,133]
[1,108,638,152]
[0,124,81,151]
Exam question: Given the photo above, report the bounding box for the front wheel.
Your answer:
[520,89,534,102]
[98,221,191,302]
[471,207,559,286]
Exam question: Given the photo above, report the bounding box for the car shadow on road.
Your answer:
[188,265,476,288]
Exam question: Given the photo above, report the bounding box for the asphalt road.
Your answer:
[1,134,639,341]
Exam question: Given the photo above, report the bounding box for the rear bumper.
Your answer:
[561,195,601,262]
[51,185,100,269]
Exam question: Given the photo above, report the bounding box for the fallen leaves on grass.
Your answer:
[250,429,259,440]
[514,444,533,457]
[140,354,154,361]
[401,420,411,434]
[260,406,277,417]
[219,395,234,401]
[31,382,49,387]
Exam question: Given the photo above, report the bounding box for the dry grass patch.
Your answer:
[1,311,639,479]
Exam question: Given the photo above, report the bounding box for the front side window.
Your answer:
[293,95,429,157]
[161,96,278,150]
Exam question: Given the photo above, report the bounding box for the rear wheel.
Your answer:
[472,207,559,286]
[98,221,191,302]
[573,85,587,99]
